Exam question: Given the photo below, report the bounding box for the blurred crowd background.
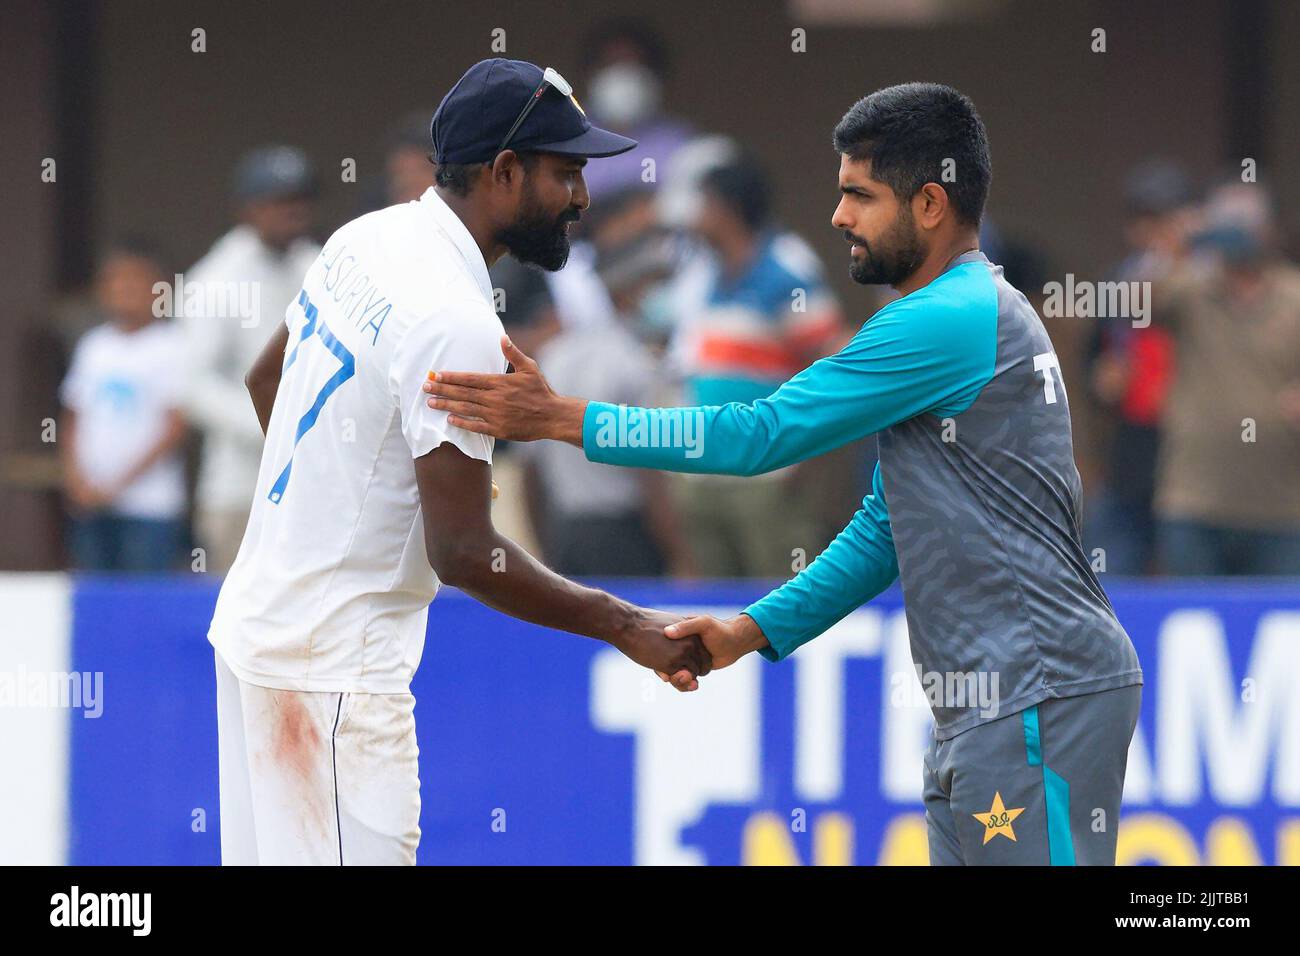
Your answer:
[3,0,1299,579]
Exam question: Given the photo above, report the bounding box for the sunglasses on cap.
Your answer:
[497,67,583,154]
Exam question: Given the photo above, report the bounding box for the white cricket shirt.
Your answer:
[208,188,506,693]
[182,226,322,513]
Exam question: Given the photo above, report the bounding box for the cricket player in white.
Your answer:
[208,59,710,866]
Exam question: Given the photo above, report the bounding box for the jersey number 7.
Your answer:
[267,289,356,504]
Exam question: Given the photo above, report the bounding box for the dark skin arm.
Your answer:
[246,323,291,436]
[414,442,710,687]
[239,322,704,677]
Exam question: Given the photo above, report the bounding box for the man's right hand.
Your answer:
[612,607,712,691]
[655,613,771,691]
[422,337,588,447]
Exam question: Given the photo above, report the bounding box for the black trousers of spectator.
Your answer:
[1159,519,1300,576]
[549,513,665,577]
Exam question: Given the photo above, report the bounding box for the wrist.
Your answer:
[604,597,642,649]
[734,613,771,655]
[555,396,589,447]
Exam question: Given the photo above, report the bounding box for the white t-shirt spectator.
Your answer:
[60,321,187,519]
[526,321,657,519]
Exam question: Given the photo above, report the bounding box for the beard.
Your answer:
[499,183,578,272]
[846,205,926,286]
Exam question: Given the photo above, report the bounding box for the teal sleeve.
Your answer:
[582,262,997,474]
[744,463,898,661]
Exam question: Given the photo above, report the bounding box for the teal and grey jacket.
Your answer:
[583,250,1142,740]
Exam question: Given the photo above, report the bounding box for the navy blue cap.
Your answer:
[232,145,317,202]
[431,59,637,164]
[1123,160,1193,217]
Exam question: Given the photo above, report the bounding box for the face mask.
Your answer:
[1194,225,1265,267]
[589,62,661,129]
[637,279,677,335]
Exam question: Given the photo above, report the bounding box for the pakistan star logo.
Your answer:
[972,791,1025,844]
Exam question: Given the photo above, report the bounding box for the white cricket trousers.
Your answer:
[214,649,421,865]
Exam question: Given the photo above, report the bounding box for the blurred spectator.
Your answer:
[490,255,563,357]
[542,236,620,334]
[355,111,439,215]
[492,190,648,346]
[548,187,665,336]
[579,19,693,202]
[59,239,188,572]
[483,254,563,557]
[182,145,321,573]
[676,159,844,402]
[521,226,694,576]
[1084,160,1193,574]
[654,133,739,237]
[384,111,438,204]
[667,155,846,577]
[486,192,666,562]
[1155,179,1300,575]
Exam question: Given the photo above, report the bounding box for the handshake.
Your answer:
[611,608,771,692]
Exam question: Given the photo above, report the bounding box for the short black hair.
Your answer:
[100,234,169,275]
[433,161,480,196]
[388,110,435,154]
[832,82,991,226]
[433,151,541,197]
[581,18,670,76]
[699,158,771,232]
